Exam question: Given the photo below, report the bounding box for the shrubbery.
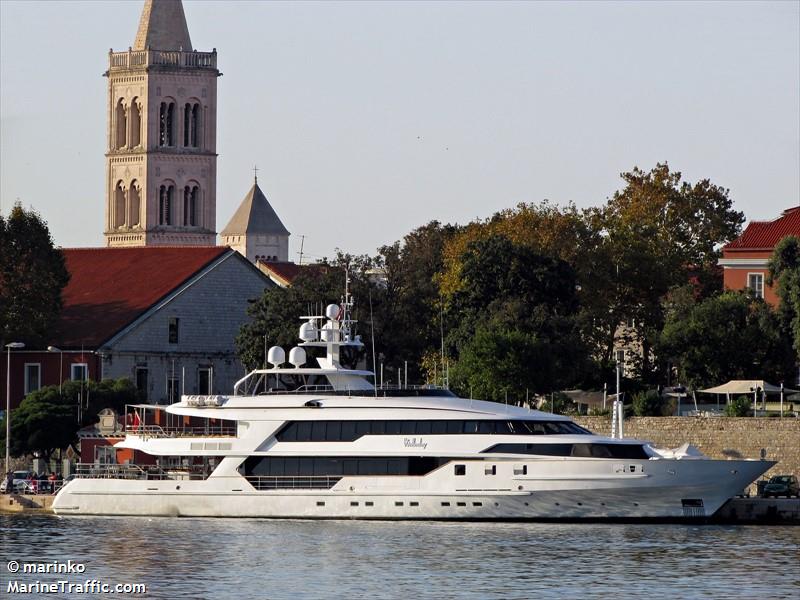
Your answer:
[724,395,751,417]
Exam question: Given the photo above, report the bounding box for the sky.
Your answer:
[1,0,798,262]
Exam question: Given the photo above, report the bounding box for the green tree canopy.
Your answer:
[768,235,800,359]
[593,163,744,379]
[446,235,588,395]
[0,378,139,460]
[658,291,795,389]
[0,203,70,346]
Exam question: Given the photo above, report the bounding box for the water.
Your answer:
[1,514,798,599]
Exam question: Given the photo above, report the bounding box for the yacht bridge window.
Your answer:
[275,419,592,442]
[483,443,649,460]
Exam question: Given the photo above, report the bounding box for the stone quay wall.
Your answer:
[573,416,800,482]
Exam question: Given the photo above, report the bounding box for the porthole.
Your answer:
[351,501,359,506]
[457,502,466,507]
[395,501,404,507]
[441,501,450,507]
[577,502,583,506]
[472,502,482,507]
[524,502,529,506]
[410,501,419,507]
[365,501,374,507]
[494,502,499,507]
[555,502,560,506]
[316,501,325,506]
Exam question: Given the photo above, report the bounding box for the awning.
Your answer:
[698,380,796,395]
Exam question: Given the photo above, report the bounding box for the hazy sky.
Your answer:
[1,1,798,261]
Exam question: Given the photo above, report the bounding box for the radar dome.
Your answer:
[289,347,307,368]
[267,346,285,367]
[299,322,317,342]
[325,304,340,319]
[320,321,335,342]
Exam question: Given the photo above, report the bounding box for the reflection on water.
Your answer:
[1,515,798,599]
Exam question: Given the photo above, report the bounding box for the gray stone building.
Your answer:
[20,246,274,406]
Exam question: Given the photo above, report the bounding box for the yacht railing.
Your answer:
[245,475,342,490]
[124,424,237,438]
[73,463,208,481]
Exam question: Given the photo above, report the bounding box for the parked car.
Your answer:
[762,475,800,498]
[0,471,35,494]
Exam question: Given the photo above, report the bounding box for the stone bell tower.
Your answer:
[104,0,219,247]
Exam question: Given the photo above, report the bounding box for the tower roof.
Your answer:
[221,179,290,237]
[133,0,193,51]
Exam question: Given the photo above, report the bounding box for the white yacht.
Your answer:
[53,288,773,520]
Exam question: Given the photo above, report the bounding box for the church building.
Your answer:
[221,175,290,263]
[104,0,219,247]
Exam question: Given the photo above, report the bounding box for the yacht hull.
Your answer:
[53,458,772,520]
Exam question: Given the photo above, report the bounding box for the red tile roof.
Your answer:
[724,206,800,251]
[56,247,230,348]
[257,261,328,286]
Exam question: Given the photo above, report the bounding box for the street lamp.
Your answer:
[5,342,25,475]
[47,346,63,394]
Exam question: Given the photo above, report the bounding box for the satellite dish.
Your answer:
[299,322,317,342]
[289,347,307,368]
[267,346,285,368]
[320,321,335,342]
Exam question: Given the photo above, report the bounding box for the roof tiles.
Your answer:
[724,207,800,251]
[55,246,230,348]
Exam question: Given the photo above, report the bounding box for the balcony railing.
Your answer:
[73,463,208,481]
[124,424,236,438]
[245,475,342,490]
[108,49,217,71]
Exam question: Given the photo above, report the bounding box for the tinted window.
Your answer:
[341,421,357,441]
[325,421,341,441]
[463,421,478,434]
[276,419,593,442]
[296,421,312,441]
[431,421,447,434]
[311,421,326,442]
[400,421,416,435]
[385,421,402,435]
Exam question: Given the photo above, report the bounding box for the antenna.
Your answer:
[369,289,377,397]
[298,234,305,266]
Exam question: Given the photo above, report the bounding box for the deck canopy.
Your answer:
[698,380,796,395]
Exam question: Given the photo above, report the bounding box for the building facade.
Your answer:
[720,206,800,306]
[1,247,272,410]
[221,178,290,263]
[104,0,219,247]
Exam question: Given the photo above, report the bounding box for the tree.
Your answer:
[593,163,744,379]
[658,291,795,389]
[376,221,459,381]
[768,235,800,359]
[0,378,139,460]
[446,235,589,395]
[632,389,664,416]
[0,203,70,346]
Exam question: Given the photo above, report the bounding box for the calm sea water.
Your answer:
[1,514,798,599]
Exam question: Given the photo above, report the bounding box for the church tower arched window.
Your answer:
[128,180,141,227]
[183,184,199,226]
[159,101,176,147]
[115,99,127,149]
[159,184,175,225]
[114,181,126,227]
[183,102,200,148]
[129,99,141,148]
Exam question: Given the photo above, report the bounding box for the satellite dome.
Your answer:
[289,347,307,368]
[299,322,317,342]
[267,346,285,367]
[325,304,340,320]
